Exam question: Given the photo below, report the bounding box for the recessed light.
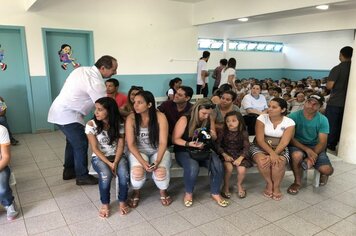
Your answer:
[316,5,329,10]
[238,18,249,22]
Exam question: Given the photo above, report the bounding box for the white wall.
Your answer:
[2,0,197,76]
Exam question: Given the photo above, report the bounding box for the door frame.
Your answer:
[0,25,35,133]
[42,28,94,130]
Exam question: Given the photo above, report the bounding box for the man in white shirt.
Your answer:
[48,55,118,185]
[196,51,210,97]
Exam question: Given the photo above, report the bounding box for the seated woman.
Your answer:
[126,90,172,207]
[120,86,143,118]
[85,97,129,218]
[0,96,19,145]
[250,98,295,201]
[241,83,268,135]
[211,83,232,105]
[172,98,228,207]
[0,125,19,221]
[167,77,182,100]
[212,90,240,131]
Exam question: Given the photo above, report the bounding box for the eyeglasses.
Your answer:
[200,103,216,110]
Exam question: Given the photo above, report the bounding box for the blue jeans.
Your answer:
[175,151,223,195]
[0,166,14,207]
[92,156,129,204]
[56,123,89,179]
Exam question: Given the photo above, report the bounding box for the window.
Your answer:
[198,38,224,51]
[228,40,283,52]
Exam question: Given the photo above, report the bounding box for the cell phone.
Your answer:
[149,163,156,169]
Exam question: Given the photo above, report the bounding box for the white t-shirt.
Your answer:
[167,88,174,97]
[85,120,125,157]
[48,66,106,125]
[219,68,235,87]
[196,59,208,85]
[241,94,268,115]
[257,114,295,138]
[0,125,10,161]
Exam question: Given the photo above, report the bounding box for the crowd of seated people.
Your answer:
[2,73,336,220]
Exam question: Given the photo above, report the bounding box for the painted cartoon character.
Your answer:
[0,45,7,71]
[58,44,80,70]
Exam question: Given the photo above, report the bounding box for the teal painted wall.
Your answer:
[30,76,52,132]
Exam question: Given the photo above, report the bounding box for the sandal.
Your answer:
[238,190,247,199]
[119,203,130,215]
[221,192,231,199]
[160,196,173,206]
[184,199,193,207]
[99,205,109,218]
[215,199,229,207]
[287,183,301,195]
[263,190,273,198]
[319,175,329,186]
[272,192,283,201]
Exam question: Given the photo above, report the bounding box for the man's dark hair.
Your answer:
[105,78,119,87]
[273,87,282,94]
[202,51,210,59]
[340,46,353,59]
[95,55,117,69]
[179,86,194,101]
[220,58,228,66]
[227,58,237,69]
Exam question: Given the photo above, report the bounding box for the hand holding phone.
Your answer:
[148,163,156,170]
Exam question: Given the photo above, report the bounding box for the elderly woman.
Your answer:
[172,98,228,208]
[126,90,172,207]
[212,90,240,131]
[241,83,268,135]
[250,97,295,201]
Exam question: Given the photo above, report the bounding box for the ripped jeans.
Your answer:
[91,156,129,204]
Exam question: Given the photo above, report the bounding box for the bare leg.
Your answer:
[222,162,233,194]
[271,158,286,200]
[253,153,273,196]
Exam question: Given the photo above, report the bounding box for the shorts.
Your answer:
[288,146,332,170]
[250,143,290,163]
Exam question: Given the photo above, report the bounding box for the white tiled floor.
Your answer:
[1,131,356,236]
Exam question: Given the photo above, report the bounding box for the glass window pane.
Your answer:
[265,44,275,51]
[237,42,247,50]
[247,43,257,50]
[229,42,238,50]
[256,43,266,50]
[274,44,283,52]
[211,41,223,49]
[198,39,211,48]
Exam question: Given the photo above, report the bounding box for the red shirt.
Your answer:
[108,93,127,108]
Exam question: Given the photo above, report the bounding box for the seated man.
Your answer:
[287,94,334,195]
[105,78,127,108]
[0,124,19,221]
[0,97,19,145]
[158,86,193,139]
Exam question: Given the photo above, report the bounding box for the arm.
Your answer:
[246,108,265,115]
[313,133,328,155]
[274,126,295,155]
[172,116,203,149]
[228,74,236,88]
[125,114,149,168]
[0,143,11,171]
[154,112,169,165]
[255,120,275,155]
[326,81,335,90]
[0,97,6,116]
[290,137,318,161]
[201,70,209,86]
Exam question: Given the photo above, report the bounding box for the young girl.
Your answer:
[167,77,182,100]
[216,110,251,199]
[85,97,130,218]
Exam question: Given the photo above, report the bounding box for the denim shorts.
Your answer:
[288,146,332,170]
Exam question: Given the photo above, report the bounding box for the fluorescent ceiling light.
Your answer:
[316,5,329,10]
[238,18,249,22]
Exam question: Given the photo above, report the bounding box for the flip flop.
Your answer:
[287,183,301,195]
[99,205,109,218]
[238,190,247,199]
[160,196,173,206]
[263,190,273,198]
[184,199,193,207]
[221,192,231,199]
[319,175,329,186]
[272,193,283,201]
[215,199,229,207]
[119,203,130,215]
[128,197,140,208]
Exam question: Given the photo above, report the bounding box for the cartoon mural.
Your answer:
[58,44,80,70]
[0,44,7,71]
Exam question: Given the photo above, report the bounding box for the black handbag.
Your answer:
[188,148,212,161]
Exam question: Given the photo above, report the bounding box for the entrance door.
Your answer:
[0,26,33,133]
[43,29,94,100]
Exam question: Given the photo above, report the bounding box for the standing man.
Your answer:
[48,55,118,185]
[196,51,210,97]
[287,94,333,195]
[158,86,193,137]
[325,46,353,151]
[211,59,227,94]
[105,78,127,108]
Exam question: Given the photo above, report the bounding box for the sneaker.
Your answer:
[76,175,98,185]
[63,168,76,180]
[10,138,19,146]
[5,202,19,221]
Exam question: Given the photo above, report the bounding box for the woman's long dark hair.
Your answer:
[93,97,121,145]
[134,90,159,148]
